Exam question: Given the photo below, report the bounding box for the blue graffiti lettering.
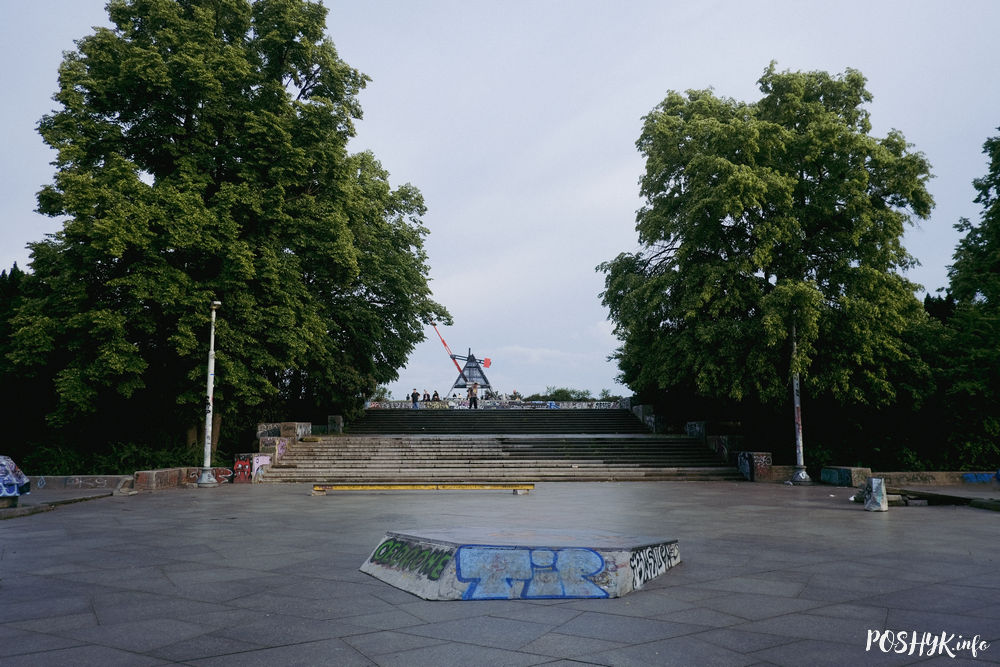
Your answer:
[456,545,609,600]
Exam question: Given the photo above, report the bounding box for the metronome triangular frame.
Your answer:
[448,350,492,396]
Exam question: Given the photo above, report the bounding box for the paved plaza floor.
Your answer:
[1,481,998,666]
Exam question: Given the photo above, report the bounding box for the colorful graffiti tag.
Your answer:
[368,537,454,581]
[0,456,30,497]
[455,545,609,600]
[233,454,253,483]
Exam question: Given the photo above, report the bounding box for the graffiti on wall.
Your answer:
[252,454,271,481]
[367,400,623,410]
[737,451,772,481]
[455,545,609,600]
[368,537,455,581]
[233,454,252,483]
[629,542,680,590]
[183,467,233,484]
[258,437,290,460]
[256,423,282,438]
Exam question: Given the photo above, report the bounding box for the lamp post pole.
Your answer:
[790,322,812,484]
[197,301,222,488]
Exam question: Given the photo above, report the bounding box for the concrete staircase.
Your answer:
[343,408,653,435]
[258,409,743,483]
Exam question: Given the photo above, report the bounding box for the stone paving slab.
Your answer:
[0,482,998,665]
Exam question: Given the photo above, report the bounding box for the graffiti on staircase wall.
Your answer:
[233,454,252,483]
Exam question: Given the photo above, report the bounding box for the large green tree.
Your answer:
[7,0,448,455]
[936,128,1000,466]
[600,65,934,436]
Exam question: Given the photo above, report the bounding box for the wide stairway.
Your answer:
[259,409,743,483]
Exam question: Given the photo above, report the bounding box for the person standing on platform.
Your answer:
[468,382,479,410]
[411,388,420,409]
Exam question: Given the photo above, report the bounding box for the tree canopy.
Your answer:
[934,128,1000,466]
[6,0,448,458]
[600,65,934,413]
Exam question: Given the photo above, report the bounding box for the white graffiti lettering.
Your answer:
[629,542,680,590]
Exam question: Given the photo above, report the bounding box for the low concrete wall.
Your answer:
[872,470,1000,486]
[28,475,133,493]
[769,465,798,481]
[820,467,872,487]
[133,467,233,490]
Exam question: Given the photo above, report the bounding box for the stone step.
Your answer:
[263,471,745,482]
[277,460,724,468]
[261,465,742,475]
[345,409,654,435]
[257,408,736,484]
[281,446,712,455]
[267,468,743,483]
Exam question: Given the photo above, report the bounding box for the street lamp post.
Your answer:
[790,323,812,484]
[197,301,222,488]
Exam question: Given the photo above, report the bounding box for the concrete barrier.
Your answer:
[133,467,233,490]
[737,452,773,481]
[873,470,1000,486]
[361,528,680,600]
[1,456,30,507]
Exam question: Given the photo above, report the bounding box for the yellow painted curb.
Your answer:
[312,483,533,495]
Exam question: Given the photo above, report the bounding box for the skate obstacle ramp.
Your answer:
[360,528,680,600]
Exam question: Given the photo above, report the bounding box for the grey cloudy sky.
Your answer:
[2,1,998,400]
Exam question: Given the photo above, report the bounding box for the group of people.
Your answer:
[409,388,440,406]
[410,382,481,409]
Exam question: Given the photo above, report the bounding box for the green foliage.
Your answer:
[523,386,595,401]
[600,64,934,413]
[949,131,1000,306]
[21,441,212,475]
[5,0,448,457]
[20,445,88,476]
[368,385,392,402]
[903,128,1000,470]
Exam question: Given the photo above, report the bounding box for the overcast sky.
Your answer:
[2,1,999,400]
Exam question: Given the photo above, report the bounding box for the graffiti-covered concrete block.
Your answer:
[865,477,888,512]
[233,454,253,483]
[360,528,680,600]
[280,422,311,440]
[737,451,773,481]
[1,456,30,499]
